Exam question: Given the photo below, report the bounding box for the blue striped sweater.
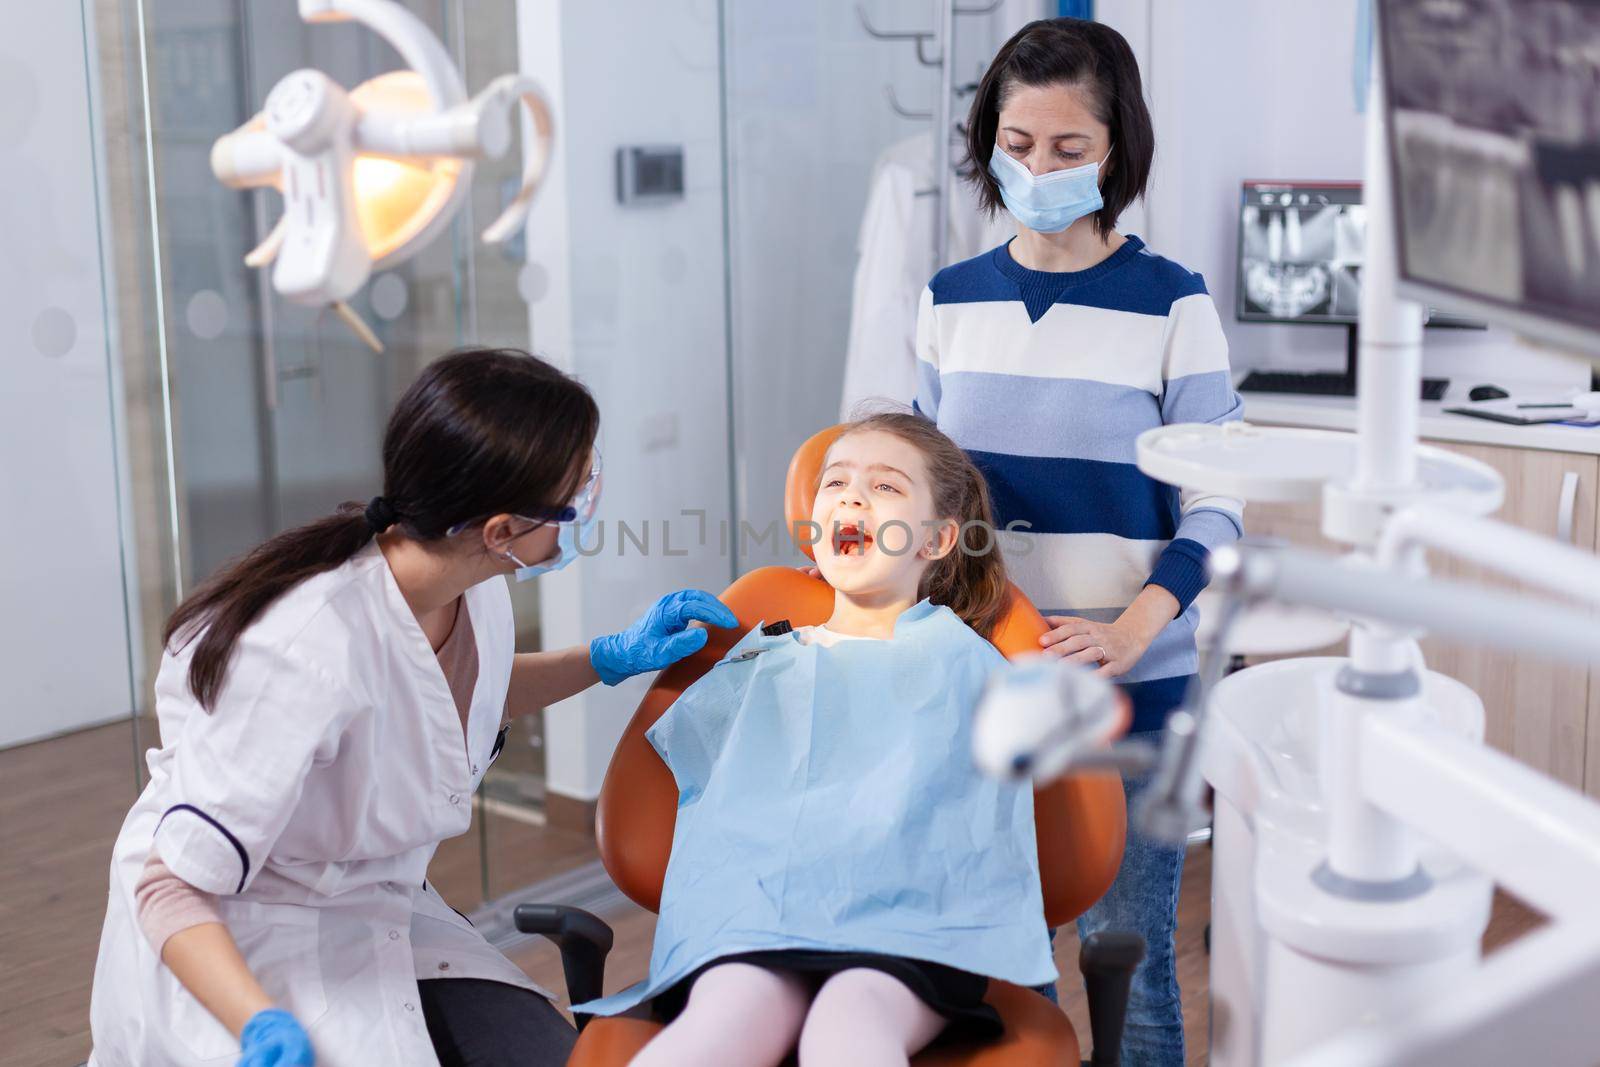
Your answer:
[915,236,1244,731]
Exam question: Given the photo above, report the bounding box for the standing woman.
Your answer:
[89,348,736,1067]
[913,19,1242,1066]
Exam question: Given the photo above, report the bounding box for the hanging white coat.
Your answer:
[88,543,550,1066]
[839,129,1016,421]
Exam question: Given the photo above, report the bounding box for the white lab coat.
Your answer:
[88,543,551,1067]
[839,130,1015,420]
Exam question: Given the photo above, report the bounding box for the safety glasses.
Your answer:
[447,448,603,536]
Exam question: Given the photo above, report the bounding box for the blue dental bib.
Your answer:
[575,599,1057,1017]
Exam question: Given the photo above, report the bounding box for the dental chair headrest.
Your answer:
[784,424,849,562]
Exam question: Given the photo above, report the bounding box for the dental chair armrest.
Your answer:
[1079,930,1146,1067]
[513,904,614,1029]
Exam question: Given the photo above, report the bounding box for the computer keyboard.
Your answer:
[1238,371,1449,401]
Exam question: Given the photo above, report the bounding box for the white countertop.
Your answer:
[1242,382,1600,456]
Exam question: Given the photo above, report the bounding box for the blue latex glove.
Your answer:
[590,589,738,686]
[237,1008,314,1067]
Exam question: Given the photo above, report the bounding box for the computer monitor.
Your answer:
[1237,180,1482,329]
[1379,0,1600,359]
[1238,181,1367,325]
[1235,179,1483,397]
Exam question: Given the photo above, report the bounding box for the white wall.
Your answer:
[526,0,1427,797]
[724,0,1042,572]
[520,0,737,800]
[523,0,1043,797]
[1098,0,1589,391]
[0,6,137,747]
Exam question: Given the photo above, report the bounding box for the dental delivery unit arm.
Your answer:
[975,50,1600,1067]
[210,0,554,346]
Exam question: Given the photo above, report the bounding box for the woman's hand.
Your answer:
[237,1008,315,1066]
[1039,615,1151,676]
[1039,587,1179,677]
[795,563,823,581]
[589,589,739,686]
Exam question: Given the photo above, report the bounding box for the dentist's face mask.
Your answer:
[988,142,1112,235]
[453,449,603,581]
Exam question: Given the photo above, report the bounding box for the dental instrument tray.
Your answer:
[1135,422,1503,511]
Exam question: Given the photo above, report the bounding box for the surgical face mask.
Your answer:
[504,512,595,581]
[507,451,603,581]
[451,449,603,581]
[988,143,1111,235]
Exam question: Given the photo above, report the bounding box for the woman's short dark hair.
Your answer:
[964,18,1154,237]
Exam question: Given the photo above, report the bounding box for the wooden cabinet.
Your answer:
[1244,439,1599,796]
[1589,631,1600,798]
[1415,444,1594,793]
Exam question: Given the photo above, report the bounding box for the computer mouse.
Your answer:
[1469,385,1509,401]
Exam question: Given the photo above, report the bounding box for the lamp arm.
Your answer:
[1220,544,1600,666]
[1129,542,1600,843]
[211,126,282,189]
[298,0,466,108]
[1378,505,1600,609]
[475,76,555,244]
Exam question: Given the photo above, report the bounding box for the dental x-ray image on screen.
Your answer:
[1238,182,1367,323]
[1380,0,1600,350]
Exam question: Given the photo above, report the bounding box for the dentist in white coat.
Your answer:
[89,348,736,1067]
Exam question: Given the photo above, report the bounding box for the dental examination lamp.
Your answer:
[975,21,1600,1067]
[209,0,552,350]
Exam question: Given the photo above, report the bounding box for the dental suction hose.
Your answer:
[1130,541,1600,845]
[1132,547,1250,844]
[1230,543,1600,668]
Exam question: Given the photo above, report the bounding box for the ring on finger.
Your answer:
[1091,645,1107,664]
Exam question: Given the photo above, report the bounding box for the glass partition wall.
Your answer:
[118,0,544,908]
[146,0,1026,902]
[15,0,1028,918]
[721,0,1020,571]
[1,6,1041,1058]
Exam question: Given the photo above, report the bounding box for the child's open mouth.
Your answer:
[833,521,873,556]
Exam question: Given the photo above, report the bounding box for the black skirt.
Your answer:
[650,949,1003,1043]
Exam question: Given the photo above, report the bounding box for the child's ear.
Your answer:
[922,518,960,561]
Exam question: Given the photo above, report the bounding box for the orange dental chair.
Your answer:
[515,426,1143,1066]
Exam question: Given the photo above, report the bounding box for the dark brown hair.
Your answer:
[964,17,1154,237]
[829,412,1011,641]
[165,347,599,709]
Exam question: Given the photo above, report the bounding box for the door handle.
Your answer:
[1557,470,1579,545]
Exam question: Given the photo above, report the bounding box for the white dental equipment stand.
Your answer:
[980,56,1600,1067]
[1149,56,1600,1065]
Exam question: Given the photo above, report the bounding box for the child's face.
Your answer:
[811,430,956,598]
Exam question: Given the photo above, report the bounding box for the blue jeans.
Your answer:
[1078,766,1187,1066]
[1037,757,1188,1066]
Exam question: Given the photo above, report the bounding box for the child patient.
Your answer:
[574,412,1056,1066]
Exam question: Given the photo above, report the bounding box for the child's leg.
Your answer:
[796,969,946,1067]
[631,962,810,1067]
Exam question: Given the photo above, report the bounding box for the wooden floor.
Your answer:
[0,720,596,1067]
[4,720,1543,1067]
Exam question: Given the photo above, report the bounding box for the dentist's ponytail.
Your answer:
[165,347,599,710]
